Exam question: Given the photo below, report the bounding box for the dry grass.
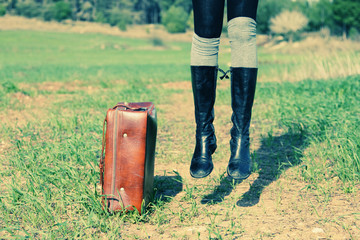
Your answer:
[0,15,193,42]
[0,18,359,239]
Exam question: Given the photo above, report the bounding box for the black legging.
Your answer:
[193,0,259,38]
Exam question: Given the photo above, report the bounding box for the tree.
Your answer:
[332,0,360,39]
[0,4,6,16]
[306,0,333,31]
[53,1,72,21]
[157,0,191,22]
[75,1,94,21]
[257,0,302,34]
[15,1,42,18]
[134,0,161,24]
[270,10,308,43]
[108,8,132,30]
[158,0,176,12]
[162,5,188,33]
[173,0,191,13]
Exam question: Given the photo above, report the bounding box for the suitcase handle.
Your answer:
[113,102,148,111]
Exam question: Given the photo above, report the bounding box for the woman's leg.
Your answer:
[227,0,258,22]
[226,0,259,180]
[191,0,225,66]
[190,0,225,178]
[193,0,225,39]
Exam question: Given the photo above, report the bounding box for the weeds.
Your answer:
[0,30,359,239]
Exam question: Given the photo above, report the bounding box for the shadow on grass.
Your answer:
[201,174,243,204]
[153,173,183,202]
[201,131,307,205]
[236,131,307,207]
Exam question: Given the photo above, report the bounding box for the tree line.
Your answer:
[0,0,359,38]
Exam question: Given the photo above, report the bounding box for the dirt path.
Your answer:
[132,82,360,239]
[1,17,358,238]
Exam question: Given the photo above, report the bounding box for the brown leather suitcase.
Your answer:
[100,102,157,214]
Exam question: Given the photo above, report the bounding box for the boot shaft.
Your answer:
[230,67,257,136]
[191,66,218,134]
[190,66,218,178]
[227,67,257,180]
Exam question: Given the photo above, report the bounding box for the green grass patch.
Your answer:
[0,30,359,238]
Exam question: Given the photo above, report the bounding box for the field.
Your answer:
[0,19,360,239]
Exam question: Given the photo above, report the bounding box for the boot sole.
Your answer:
[190,165,214,179]
[189,145,216,179]
[227,166,250,180]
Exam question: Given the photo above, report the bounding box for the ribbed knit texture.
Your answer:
[228,17,257,68]
[191,33,220,66]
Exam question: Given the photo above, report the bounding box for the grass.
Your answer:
[0,29,359,239]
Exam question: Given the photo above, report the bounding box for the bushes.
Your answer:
[0,4,6,16]
[270,10,308,43]
[51,1,72,22]
[92,8,133,31]
[108,8,132,31]
[15,2,42,18]
[162,6,189,33]
[43,5,56,21]
[19,1,72,22]
[349,27,360,41]
[257,0,290,34]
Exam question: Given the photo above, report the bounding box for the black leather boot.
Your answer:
[227,67,257,180]
[190,66,218,178]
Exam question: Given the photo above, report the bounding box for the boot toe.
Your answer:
[227,161,251,180]
[190,157,214,178]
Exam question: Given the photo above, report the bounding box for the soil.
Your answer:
[1,16,359,239]
[151,83,360,239]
